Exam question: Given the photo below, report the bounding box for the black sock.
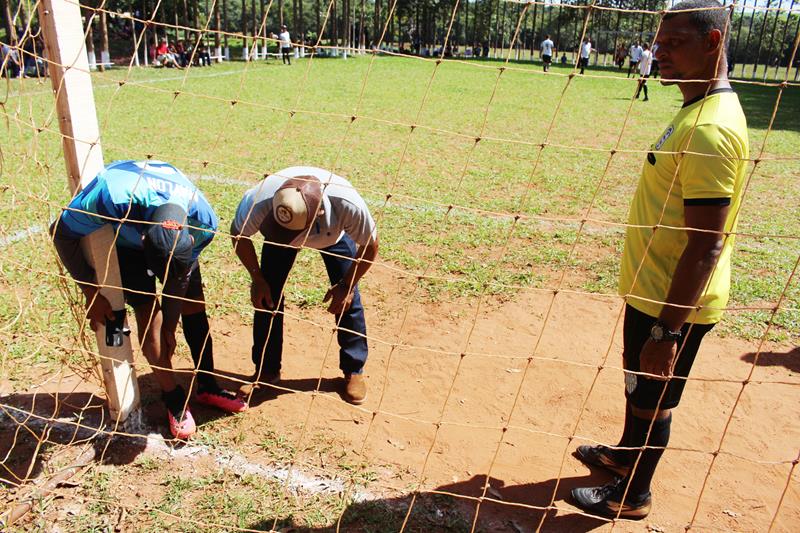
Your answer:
[625,413,672,498]
[162,385,188,418]
[643,83,649,99]
[182,311,216,391]
[614,400,635,465]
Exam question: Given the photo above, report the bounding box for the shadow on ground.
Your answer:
[741,346,800,373]
[0,367,259,490]
[247,473,616,532]
[0,390,148,488]
[733,81,800,132]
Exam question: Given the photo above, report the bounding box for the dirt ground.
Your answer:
[2,267,799,532]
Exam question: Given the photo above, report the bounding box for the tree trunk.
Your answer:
[342,0,350,52]
[530,1,538,58]
[315,0,321,43]
[215,0,221,51]
[752,0,774,78]
[259,0,266,56]
[85,11,96,70]
[251,0,257,37]
[16,0,31,30]
[182,0,189,40]
[1,0,16,41]
[223,0,229,52]
[98,8,109,71]
[299,0,304,51]
[373,0,380,47]
[332,0,338,52]
[358,0,364,49]
[241,0,248,59]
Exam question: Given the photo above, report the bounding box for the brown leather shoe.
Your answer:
[344,373,367,405]
[239,371,281,397]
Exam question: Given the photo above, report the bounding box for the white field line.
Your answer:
[0,403,373,502]
[194,173,619,233]
[0,173,620,250]
[0,224,45,247]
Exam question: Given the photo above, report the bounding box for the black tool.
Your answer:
[105,309,131,347]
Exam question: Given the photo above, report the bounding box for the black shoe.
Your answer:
[574,444,631,476]
[571,478,652,520]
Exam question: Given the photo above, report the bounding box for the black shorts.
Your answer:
[542,54,552,64]
[622,304,714,410]
[116,245,203,308]
[630,60,639,68]
[579,57,589,68]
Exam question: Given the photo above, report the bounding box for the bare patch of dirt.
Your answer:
[3,266,798,532]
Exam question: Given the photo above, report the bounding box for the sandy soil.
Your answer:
[3,267,798,532]
[209,267,800,532]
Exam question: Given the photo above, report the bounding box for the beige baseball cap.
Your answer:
[263,176,323,244]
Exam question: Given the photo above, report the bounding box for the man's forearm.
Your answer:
[232,235,263,281]
[659,239,723,330]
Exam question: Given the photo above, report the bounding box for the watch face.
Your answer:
[651,324,664,341]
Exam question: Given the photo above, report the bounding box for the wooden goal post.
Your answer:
[39,0,140,423]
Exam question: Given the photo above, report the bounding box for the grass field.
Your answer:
[1,55,799,530]
[1,55,797,348]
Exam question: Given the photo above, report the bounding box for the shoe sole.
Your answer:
[346,394,367,405]
[574,447,631,477]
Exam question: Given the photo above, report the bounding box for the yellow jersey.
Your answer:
[618,89,749,324]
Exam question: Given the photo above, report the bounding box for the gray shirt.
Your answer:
[231,166,377,249]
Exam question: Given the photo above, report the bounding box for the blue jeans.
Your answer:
[251,235,368,376]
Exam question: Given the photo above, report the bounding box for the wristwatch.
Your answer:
[650,321,682,343]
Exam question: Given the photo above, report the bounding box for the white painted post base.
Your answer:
[82,225,140,422]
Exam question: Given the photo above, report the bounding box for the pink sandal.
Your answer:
[167,407,197,439]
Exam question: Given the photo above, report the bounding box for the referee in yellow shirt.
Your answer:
[571,0,749,519]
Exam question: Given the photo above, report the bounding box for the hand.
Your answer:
[251,276,275,311]
[639,337,678,381]
[161,328,178,360]
[85,291,114,332]
[323,283,354,315]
